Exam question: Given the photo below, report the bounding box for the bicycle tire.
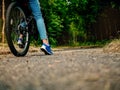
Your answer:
[5,2,30,56]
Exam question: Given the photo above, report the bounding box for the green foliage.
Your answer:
[39,0,120,46]
[0,0,119,46]
[40,0,90,46]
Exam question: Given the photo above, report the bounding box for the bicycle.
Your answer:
[5,0,39,56]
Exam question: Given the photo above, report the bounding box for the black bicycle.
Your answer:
[5,0,39,56]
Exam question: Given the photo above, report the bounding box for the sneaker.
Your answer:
[17,38,23,45]
[17,38,24,48]
[40,43,53,55]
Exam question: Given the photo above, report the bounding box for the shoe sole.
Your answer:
[41,48,51,55]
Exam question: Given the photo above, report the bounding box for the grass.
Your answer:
[103,39,120,53]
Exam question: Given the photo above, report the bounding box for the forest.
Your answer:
[0,0,120,46]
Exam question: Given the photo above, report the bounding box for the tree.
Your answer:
[2,0,5,43]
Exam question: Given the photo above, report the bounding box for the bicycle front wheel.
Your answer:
[5,2,30,56]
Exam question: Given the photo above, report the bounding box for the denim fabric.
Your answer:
[29,0,48,40]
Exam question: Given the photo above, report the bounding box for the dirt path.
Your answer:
[0,48,120,90]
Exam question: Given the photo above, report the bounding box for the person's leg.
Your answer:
[29,0,53,55]
[29,0,48,42]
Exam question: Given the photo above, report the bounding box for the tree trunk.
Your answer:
[2,0,5,43]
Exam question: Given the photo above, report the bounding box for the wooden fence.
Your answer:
[91,7,120,40]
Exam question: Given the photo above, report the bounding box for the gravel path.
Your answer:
[0,48,120,90]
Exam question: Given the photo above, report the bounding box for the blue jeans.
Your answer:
[29,0,48,40]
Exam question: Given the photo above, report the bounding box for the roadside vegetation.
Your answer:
[0,0,120,49]
[35,0,120,48]
[103,39,120,53]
